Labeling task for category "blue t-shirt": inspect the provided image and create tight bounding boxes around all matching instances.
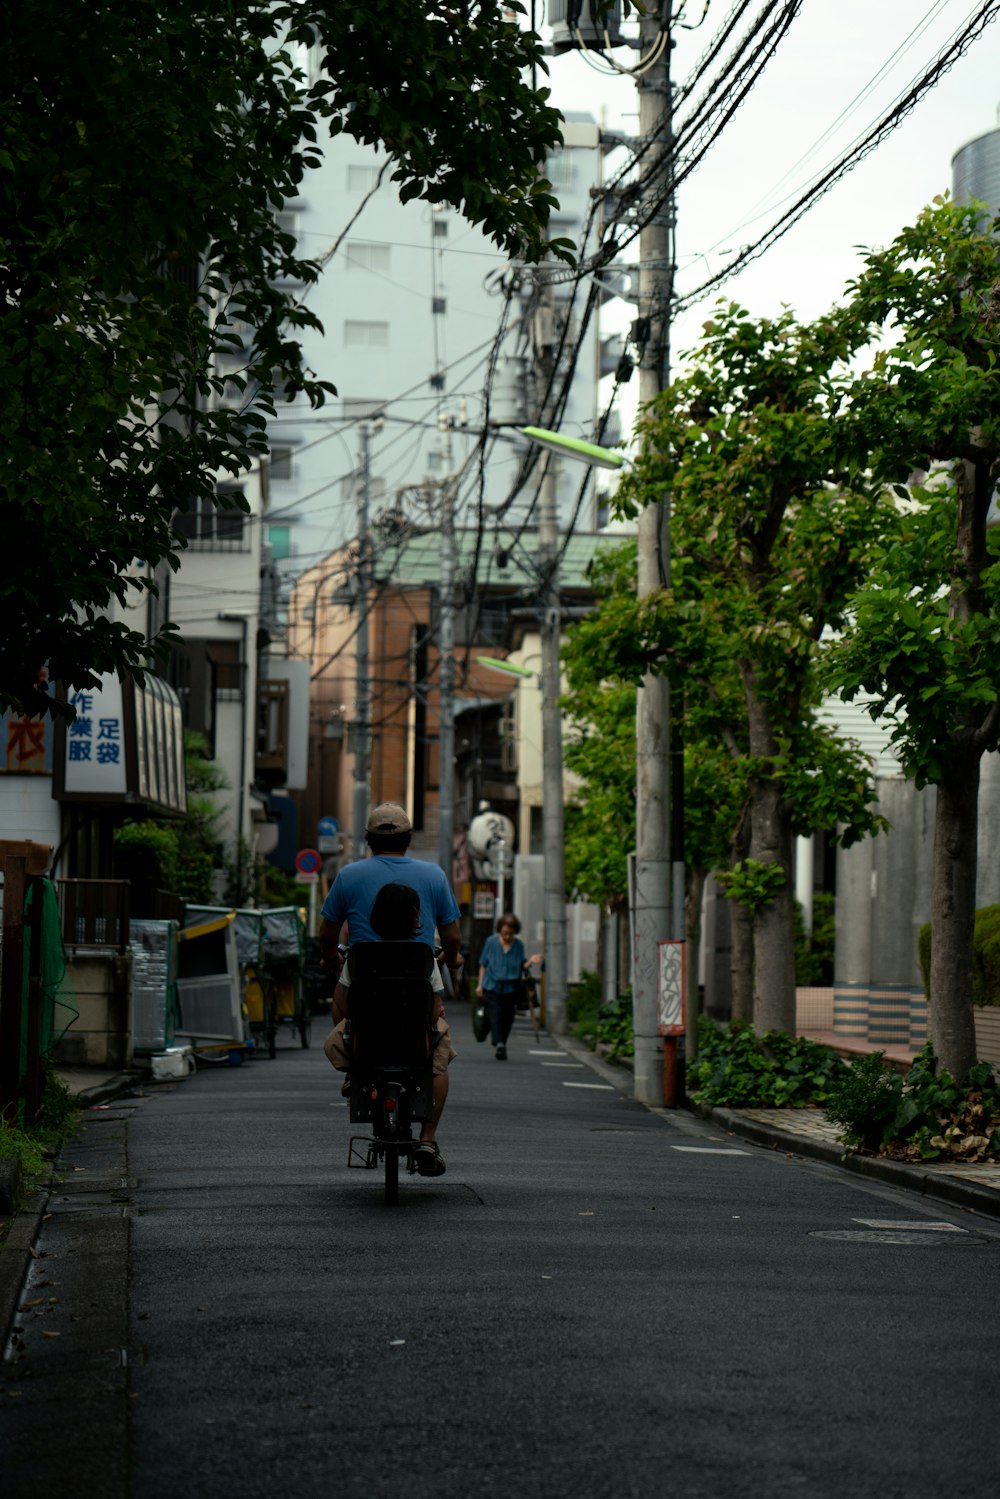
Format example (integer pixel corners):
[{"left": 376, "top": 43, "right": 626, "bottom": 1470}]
[
  {"left": 320, "top": 855, "right": 461, "bottom": 948},
  {"left": 478, "top": 933, "right": 526, "bottom": 992}
]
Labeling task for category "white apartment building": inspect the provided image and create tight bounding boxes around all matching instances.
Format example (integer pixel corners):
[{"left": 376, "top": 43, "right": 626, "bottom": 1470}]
[{"left": 256, "top": 113, "right": 614, "bottom": 591}]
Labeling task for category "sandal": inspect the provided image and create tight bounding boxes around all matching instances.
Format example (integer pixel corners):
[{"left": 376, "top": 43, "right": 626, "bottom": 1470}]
[{"left": 413, "top": 1141, "right": 446, "bottom": 1177}]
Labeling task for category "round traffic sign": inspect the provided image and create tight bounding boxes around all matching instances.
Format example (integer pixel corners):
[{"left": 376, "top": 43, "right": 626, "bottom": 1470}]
[{"left": 295, "top": 847, "right": 322, "bottom": 875}]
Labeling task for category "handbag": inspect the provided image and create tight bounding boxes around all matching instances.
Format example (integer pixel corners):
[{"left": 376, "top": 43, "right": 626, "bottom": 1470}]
[{"left": 472, "top": 999, "right": 490, "bottom": 1043}]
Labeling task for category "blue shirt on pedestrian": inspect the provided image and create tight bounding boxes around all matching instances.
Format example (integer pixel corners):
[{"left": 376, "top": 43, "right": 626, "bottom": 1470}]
[{"left": 478, "top": 933, "right": 526, "bottom": 993}]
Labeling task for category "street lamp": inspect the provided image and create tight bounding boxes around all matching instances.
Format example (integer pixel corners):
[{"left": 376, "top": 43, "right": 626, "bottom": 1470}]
[{"left": 518, "top": 425, "right": 681, "bottom": 1107}]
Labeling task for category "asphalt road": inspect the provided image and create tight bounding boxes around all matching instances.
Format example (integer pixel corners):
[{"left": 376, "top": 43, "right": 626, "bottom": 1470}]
[{"left": 3, "top": 1013, "right": 1000, "bottom": 1499}]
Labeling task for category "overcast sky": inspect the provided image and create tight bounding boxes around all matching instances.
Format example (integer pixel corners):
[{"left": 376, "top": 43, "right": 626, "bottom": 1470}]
[{"left": 544, "top": 1, "right": 1000, "bottom": 387}]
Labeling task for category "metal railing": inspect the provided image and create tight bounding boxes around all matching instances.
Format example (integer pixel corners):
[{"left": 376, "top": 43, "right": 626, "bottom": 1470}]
[{"left": 57, "top": 879, "right": 131, "bottom": 952}]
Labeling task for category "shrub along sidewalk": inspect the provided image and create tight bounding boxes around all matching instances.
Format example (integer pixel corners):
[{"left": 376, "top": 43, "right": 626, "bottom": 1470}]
[{"left": 688, "top": 1019, "right": 1000, "bottom": 1167}]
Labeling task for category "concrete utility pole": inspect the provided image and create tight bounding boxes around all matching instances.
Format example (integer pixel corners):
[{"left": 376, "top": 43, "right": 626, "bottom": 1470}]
[
  {"left": 437, "top": 417, "right": 457, "bottom": 878},
  {"left": 632, "top": 7, "right": 676, "bottom": 1105},
  {"left": 538, "top": 442, "right": 568, "bottom": 1035},
  {"left": 351, "top": 423, "right": 372, "bottom": 861}
]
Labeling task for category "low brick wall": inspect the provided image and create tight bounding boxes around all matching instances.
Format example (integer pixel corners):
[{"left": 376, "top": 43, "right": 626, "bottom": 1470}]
[{"left": 50, "top": 950, "right": 134, "bottom": 1070}]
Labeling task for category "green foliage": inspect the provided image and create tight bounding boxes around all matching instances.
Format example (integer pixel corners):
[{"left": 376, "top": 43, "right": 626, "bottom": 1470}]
[
  {"left": 0, "top": 1069, "right": 81, "bottom": 1202},
  {"left": 794, "top": 893, "right": 836, "bottom": 986},
  {"left": 568, "top": 973, "right": 633, "bottom": 1058},
  {"left": 826, "top": 1043, "right": 1000, "bottom": 1162},
  {"left": 688, "top": 1018, "right": 846, "bottom": 1108},
  {"left": 918, "top": 903, "right": 1000, "bottom": 1008},
  {"left": 113, "top": 821, "right": 180, "bottom": 894},
  {"left": 823, "top": 1051, "right": 903, "bottom": 1151},
  {"left": 261, "top": 863, "right": 305, "bottom": 909},
  {"left": 595, "top": 990, "right": 634, "bottom": 1059},
  {"left": 717, "top": 857, "right": 786, "bottom": 913},
  {"left": 568, "top": 970, "right": 603, "bottom": 1041},
  {"left": 0, "top": 0, "right": 566, "bottom": 719}
]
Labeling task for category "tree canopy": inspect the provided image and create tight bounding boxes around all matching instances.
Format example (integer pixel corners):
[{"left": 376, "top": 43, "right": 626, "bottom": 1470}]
[
  {"left": 1, "top": 0, "right": 566, "bottom": 718},
  {"left": 824, "top": 198, "right": 1000, "bottom": 1077}
]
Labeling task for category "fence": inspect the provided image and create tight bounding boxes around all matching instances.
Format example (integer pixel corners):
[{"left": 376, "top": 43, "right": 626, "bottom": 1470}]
[{"left": 57, "top": 879, "right": 131, "bottom": 953}]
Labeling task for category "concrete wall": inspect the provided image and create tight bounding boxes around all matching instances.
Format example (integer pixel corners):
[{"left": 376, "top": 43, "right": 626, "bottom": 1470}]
[{"left": 51, "top": 951, "right": 134, "bottom": 1070}]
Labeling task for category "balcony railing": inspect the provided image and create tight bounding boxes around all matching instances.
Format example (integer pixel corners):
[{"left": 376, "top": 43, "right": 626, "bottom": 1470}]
[{"left": 58, "top": 879, "right": 131, "bottom": 952}]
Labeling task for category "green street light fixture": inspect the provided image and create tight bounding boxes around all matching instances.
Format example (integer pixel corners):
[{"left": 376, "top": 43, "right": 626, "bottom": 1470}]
[
  {"left": 475, "top": 655, "right": 536, "bottom": 679},
  {"left": 519, "top": 426, "right": 626, "bottom": 472}
]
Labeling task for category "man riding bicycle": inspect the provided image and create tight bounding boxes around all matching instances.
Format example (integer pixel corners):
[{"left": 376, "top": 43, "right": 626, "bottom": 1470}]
[{"left": 318, "top": 802, "right": 463, "bottom": 1177}]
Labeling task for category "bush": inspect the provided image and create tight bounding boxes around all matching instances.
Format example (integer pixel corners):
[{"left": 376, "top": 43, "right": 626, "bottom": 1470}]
[
  {"left": 595, "top": 990, "right": 633, "bottom": 1059},
  {"left": 827, "top": 1042, "right": 1000, "bottom": 1161},
  {"left": 794, "top": 892, "right": 836, "bottom": 986},
  {"left": 113, "top": 820, "right": 179, "bottom": 897},
  {"left": 688, "top": 1017, "right": 846, "bottom": 1108},
  {"left": 0, "top": 1069, "right": 81, "bottom": 1206},
  {"left": 824, "top": 1051, "right": 902, "bottom": 1150},
  {"left": 918, "top": 902, "right": 1000, "bottom": 1007}
]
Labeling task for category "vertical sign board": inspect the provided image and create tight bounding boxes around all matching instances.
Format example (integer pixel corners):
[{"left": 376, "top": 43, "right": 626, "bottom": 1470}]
[
  {"left": 54, "top": 672, "right": 187, "bottom": 816},
  {"left": 657, "top": 939, "right": 686, "bottom": 1036}
]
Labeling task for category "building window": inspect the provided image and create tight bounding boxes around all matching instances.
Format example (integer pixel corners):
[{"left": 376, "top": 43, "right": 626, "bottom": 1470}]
[
  {"left": 266, "top": 524, "right": 292, "bottom": 561},
  {"left": 347, "top": 164, "right": 382, "bottom": 193},
  {"left": 346, "top": 241, "right": 391, "bottom": 274},
  {"left": 269, "top": 446, "right": 293, "bottom": 482},
  {"left": 344, "top": 320, "right": 389, "bottom": 348},
  {"left": 172, "top": 491, "right": 249, "bottom": 551},
  {"left": 546, "top": 151, "right": 578, "bottom": 188},
  {"left": 208, "top": 639, "right": 243, "bottom": 702}
]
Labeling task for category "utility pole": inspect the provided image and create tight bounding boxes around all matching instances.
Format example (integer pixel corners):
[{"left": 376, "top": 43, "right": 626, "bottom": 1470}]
[
  {"left": 351, "top": 423, "right": 372, "bottom": 861},
  {"left": 437, "top": 416, "right": 456, "bottom": 878},
  {"left": 535, "top": 282, "right": 569, "bottom": 1035},
  {"left": 632, "top": 6, "right": 676, "bottom": 1104}
]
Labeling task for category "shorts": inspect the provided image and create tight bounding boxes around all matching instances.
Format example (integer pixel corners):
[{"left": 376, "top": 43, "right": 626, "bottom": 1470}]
[{"left": 323, "top": 1016, "right": 456, "bottom": 1076}]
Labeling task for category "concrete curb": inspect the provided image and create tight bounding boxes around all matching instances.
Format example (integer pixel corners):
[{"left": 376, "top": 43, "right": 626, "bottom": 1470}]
[
  {"left": 71, "top": 1071, "right": 146, "bottom": 1108},
  {"left": 0, "top": 1180, "right": 51, "bottom": 1350},
  {"left": 698, "top": 1102, "right": 1000, "bottom": 1221},
  {"left": 0, "top": 1072, "right": 143, "bottom": 1347}
]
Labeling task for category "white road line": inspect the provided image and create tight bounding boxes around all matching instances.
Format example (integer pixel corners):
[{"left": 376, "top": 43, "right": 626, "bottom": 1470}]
[
  {"left": 853, "top": 1219, "right": 966, "bottom": 1232},
  {"left": 671, "top": 1146, "right": 749, "bottom": 1155},
  {"left": 542, "top": 1063, "right": 584, "bottom": 1069},
  {"left": 529, "top": 1050, "right": 567, "bottom": 1058},
  {"left": 562, "top": 1081, "right": 615, "bottom": 1091}
]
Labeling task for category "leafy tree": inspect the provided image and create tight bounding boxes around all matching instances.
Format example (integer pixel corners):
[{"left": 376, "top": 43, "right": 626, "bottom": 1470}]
[
  {"left": 826, "top": 199, "right": 1000, "bottom": 1079},
  {"left": 605, "top": 304, "right": 889, "bottom": 1034},
  {"left": 562, "top": 545, "right": 638, "bottom": 913},
  {"left": 1, "top": 0, "right": 565, "bottom": 719}
]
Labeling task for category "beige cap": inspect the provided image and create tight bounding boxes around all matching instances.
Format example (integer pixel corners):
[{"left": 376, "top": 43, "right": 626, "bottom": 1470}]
[{"left": 365, "top": 802, "right": 412, "bottom": 835}]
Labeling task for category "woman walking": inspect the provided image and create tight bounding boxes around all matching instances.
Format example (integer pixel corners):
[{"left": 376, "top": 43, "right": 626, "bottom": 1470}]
[{"left": 476, "top": 913, "right": 541, "bottom": 1060}]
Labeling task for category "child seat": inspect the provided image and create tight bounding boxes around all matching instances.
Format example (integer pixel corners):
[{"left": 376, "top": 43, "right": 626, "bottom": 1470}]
[{"left": 347, "top": 941, "right": 436, "bottom": 1074}]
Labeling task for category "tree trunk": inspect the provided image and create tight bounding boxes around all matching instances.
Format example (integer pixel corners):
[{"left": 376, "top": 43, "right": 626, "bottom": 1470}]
[
  {"left": 929, "top": 758, "right": 980, "bottom": 1079},
  {"left": 730, "top": 899, "right": 754, "bottom": 1022},
  {"left": 751, "top": 779, "right": 797, "bottom": 1035},
  {"left": 728, "top": 806, "right": 753, "bottom": 1022},
  {"left": 685, "top": 865, "right": 706, "bottom": 1058}
]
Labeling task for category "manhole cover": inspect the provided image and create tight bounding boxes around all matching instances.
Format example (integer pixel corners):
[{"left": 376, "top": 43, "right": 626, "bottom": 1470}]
[{"left": 810, "top": 1229, "right": 990, "bottom": 1246}]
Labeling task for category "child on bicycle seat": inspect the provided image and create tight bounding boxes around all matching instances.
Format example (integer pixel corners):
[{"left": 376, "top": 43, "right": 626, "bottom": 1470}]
[{"left": 322, "top": 881, "right": 454, "bottom": 1177}]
